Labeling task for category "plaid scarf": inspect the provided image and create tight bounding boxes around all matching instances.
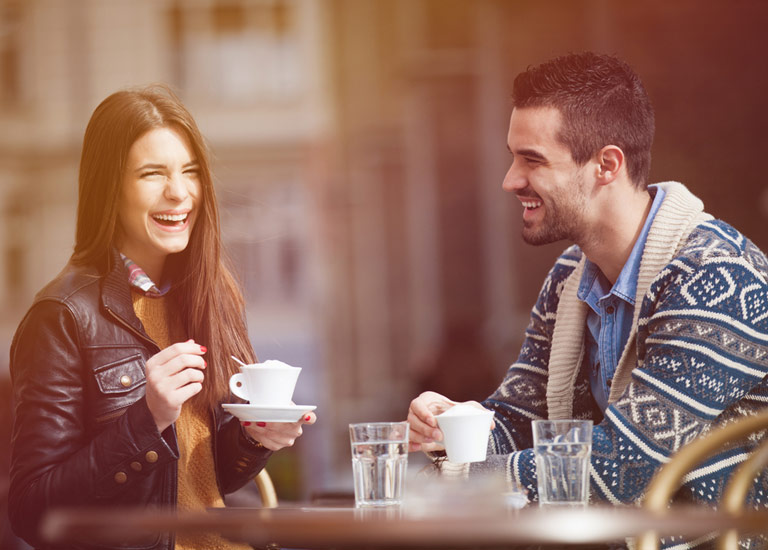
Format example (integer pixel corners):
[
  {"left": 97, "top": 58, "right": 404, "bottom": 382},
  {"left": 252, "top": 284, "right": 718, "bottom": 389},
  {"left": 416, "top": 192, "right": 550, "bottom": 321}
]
[{"left": 120, "top": 254, "right": 170, "bottom": 297}]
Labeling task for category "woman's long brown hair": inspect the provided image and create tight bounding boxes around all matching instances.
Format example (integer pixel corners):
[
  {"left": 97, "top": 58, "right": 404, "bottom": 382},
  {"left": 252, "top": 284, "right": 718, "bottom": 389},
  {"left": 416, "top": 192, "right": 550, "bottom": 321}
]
[{"left": 72, "top": 84, "right": 254, "bottom": 407}]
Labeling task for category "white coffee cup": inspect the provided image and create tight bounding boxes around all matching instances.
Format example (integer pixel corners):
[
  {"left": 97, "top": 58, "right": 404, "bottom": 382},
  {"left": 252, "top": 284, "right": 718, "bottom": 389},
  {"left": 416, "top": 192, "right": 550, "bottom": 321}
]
[
  {"left": 229, "top": 359, "right": 301, "bottom": 406},
  {"left": 436, "top": 404, "right": 494, "bottom": 463}
]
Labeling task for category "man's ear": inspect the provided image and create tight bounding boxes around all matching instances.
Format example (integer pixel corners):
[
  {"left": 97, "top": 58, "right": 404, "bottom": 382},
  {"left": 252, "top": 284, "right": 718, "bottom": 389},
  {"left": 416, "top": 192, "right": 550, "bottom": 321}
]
[{"left": 595, "top": 145, "right": 624, "bottom": 185}]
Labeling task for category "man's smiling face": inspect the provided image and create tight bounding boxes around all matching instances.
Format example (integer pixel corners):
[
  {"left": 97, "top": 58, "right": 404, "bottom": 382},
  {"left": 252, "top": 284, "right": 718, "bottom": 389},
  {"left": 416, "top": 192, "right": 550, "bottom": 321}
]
[{"left": 502, "top": 106, "right": 593, "bottom": 246}]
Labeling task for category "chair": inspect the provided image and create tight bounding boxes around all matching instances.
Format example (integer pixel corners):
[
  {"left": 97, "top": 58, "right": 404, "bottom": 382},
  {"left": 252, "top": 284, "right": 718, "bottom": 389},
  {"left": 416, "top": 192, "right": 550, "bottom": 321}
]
[
  {"left": 637, "top": 409, "right": 768, "bottom": 550},
  {"left": 255, "top": 469, "right": 278, "bottom": 509}
]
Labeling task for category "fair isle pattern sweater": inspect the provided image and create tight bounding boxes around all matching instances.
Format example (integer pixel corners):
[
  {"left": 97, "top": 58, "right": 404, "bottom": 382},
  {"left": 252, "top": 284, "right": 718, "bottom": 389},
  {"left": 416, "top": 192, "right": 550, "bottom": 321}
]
[{"left": 471, "top": 183, "right": 768, "bottom": 521}]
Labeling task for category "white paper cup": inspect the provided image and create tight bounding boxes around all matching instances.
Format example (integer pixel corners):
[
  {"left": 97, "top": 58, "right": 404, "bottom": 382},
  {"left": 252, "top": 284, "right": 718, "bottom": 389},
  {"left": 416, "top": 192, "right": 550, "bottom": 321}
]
[
  {"left": 228, "top": 360, "right": 301, "bottom": 406},
  {"left": 435, "top": 405, "right": 494, "bottom": 463}
]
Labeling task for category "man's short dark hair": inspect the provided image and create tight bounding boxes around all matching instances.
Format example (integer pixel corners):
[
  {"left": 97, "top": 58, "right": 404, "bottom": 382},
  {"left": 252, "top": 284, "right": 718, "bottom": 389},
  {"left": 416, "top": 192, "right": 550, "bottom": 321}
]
[{"left": 512, "top": 52, "right": 654, "bottom": 188}]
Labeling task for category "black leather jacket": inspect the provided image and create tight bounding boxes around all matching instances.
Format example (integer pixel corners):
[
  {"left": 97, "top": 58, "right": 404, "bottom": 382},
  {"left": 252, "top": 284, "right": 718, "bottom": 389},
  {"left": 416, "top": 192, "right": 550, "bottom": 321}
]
[{"left": 9, "top": 253, "right": 271, "bottom": 549}]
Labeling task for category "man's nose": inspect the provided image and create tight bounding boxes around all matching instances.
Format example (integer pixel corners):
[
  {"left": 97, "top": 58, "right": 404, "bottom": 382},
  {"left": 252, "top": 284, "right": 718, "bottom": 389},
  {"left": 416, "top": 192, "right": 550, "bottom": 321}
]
[{"left": 502, "top": 162, "right": 525, "bottom": 192}]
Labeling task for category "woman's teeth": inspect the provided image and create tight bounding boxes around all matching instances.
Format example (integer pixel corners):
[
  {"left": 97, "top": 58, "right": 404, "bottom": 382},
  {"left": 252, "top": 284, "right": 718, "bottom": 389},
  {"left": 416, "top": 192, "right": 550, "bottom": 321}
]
[{"left": 152, "top": 213, "right": 188, "bottom": 225}]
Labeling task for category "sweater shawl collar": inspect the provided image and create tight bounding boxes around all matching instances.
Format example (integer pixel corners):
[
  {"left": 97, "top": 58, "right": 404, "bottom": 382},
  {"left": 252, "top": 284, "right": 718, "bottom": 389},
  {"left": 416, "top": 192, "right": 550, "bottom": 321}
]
[{"left": 546, "top": 181, "right": 714, "bottom": 419}]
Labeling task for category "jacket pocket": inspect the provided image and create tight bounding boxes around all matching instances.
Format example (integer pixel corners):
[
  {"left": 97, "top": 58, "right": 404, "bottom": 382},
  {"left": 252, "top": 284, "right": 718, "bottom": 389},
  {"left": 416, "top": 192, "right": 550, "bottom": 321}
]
[{"left": 91, "top": 353, "right": 147, "bottom": 422}]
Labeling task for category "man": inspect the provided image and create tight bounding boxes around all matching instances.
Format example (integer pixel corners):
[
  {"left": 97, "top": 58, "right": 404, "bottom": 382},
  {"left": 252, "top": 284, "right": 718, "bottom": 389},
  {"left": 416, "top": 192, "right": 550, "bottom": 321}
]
[{"left": 407, "top": 52, "right": 768, "bottom": 511}]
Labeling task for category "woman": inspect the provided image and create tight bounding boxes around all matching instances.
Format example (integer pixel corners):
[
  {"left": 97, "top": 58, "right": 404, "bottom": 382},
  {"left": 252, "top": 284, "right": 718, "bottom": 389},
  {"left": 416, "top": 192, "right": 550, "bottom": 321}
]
[{"left": 9, "top": 85, "right": 315, "bottom": 550}]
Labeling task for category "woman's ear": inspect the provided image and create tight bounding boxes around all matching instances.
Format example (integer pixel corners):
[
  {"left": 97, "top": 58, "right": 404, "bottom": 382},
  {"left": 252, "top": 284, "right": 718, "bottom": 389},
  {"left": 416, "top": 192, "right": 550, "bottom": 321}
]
[{"left": 595, "top": 145, "right": 624, "bottom": 185}]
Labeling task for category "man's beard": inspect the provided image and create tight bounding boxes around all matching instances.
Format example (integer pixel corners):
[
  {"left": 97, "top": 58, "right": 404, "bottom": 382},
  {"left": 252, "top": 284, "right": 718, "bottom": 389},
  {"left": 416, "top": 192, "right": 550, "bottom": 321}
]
[
  {"left": 521, "top": 207, "right": 577, "bottom": 245},
  {"left": 521, "top": 180, "right": 587, "bottom": 246}
]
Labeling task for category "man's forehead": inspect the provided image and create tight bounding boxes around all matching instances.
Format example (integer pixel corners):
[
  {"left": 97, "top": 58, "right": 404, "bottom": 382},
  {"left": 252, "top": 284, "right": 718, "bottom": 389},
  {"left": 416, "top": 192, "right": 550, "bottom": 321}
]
[{"left": 507, "top": 106, "right": 564, "bottom": 152}]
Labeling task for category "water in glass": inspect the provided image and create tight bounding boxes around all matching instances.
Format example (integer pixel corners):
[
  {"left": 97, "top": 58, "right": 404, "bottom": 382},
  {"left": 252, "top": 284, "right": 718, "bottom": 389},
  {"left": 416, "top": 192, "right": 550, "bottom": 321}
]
[
  {"left": 534, "top": 440, "right": 591, "bottom": 507},
  {"left": 351, "top": 440, "right": 407, "bottom": 507}
]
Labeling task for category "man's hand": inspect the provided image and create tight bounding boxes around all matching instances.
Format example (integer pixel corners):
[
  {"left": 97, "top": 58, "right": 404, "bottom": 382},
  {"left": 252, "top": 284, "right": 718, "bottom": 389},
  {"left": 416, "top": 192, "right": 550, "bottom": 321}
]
[
  {"left": 407, "top": 391, "right": 496, "bottom": 453},
  {"left": 407, "top": 391, "right": 456, "bottom": 452},
  {"left": 145, "top": 339, "right": 207, "bottom": 432},
  {"left": 242, "top": 412, "right": 317, "bottom": 451}
]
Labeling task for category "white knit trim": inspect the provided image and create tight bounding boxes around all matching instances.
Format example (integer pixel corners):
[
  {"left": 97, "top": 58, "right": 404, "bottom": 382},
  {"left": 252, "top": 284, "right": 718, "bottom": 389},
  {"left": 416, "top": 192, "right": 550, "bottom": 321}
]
[
  {"left": 741, "top": 283, "right": 768, "bottom": 323},
  {"left": 644, "top": 337, "right": 767, "bottom": 379},
  {"left": 605, "top": 408, "right": 671, "bottom": 464},
  {"left": 633, "top": 368, "right": 722, "bottom": 416},
  {"left": 681, "top": 452, "right": 750, "bottom": 483},
  {"left": 512, "top": 452, "right": 524, "bottom": 487},
  {"left": 709, "top": 256, "right": 768, "bottom": 282},
  {"left": 494, "top": 419, "right": 517, "bottom": 451},
  {"left": 590, "top": 462, "right": 621, "bottom": 504},
  {"left": 613, "top": 182, "right": 710, "bottom": 404},
  {"left": 513, "top": 363, "right": 548, "bottom": 376},
  {"left": 648, "top": 309, "right": 768, "bottom": 343},
  {"left": 557, "top": 258, "right": 581, "bottom": 268},
  {"left": 745, "top": 394, "right": 768, "bottom": 403},
  {"left": 698, "top": 220, "right": 744, "bottom": 248},
  {"left": 546, "top": 256, "right": 588, "bottom": 419},
  {"left": 440, "top": 460, "right": 470, "bottom": 479}
]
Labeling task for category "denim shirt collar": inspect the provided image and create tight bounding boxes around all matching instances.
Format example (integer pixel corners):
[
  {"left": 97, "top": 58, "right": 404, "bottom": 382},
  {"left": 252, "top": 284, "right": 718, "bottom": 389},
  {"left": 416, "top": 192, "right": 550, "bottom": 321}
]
[{"left": 577, "top": 184, "right": 666, "bottom": 307}]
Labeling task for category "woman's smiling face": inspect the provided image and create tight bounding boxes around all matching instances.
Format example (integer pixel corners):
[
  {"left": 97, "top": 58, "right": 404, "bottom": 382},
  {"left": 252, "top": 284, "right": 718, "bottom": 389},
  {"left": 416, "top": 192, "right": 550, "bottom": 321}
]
[{"left": 115, "top": 126, "right": 202, "bottom": 281}]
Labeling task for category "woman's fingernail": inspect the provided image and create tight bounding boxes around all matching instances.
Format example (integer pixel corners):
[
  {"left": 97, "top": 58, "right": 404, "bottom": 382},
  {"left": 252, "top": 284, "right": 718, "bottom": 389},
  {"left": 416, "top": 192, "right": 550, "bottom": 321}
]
[
  {"left": 243, "top": 422, "right": 251, "bottom": 427},
  {"left": 256, "top": 422, "right": 266, "bottom": 427},
  {"left": 203, "top": 359, "right": 207, "bottom": 367},
  {"left": 200, "top": 346, "right": 207, "bottom": 353},
  {"left": 305, "top": 415, "right": 311, "bottom": 421}
]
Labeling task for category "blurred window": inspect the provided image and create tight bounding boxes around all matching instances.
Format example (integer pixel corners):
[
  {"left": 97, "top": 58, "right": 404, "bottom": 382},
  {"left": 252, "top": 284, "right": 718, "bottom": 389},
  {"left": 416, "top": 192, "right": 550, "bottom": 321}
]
[
  {"left": 221, "top": 179, "right": 307, "bottom": 305},
  {"left": 167, "top": 0, "right": 302, "bottom": 104},
  {"left": 0, "top": 0, "right": 22, "bottom": 106}
]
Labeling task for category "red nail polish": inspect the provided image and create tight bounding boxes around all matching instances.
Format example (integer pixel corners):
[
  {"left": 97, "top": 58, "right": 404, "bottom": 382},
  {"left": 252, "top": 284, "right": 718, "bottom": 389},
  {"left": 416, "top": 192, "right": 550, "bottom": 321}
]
[
  {"left": 243, "top": 422, "right": 251, "bottom": 426},
  {"left": 305, "top": 415, "right": 311, "bottom": 421},
  {"left": 200, "top": 346, "right": 207, "bottom": 353},
  {"left": 203, "top": 359, "right": 207, "bottom": 367},
  {"left": 256, "top": 422, "right": 266, "bottom": 427}
]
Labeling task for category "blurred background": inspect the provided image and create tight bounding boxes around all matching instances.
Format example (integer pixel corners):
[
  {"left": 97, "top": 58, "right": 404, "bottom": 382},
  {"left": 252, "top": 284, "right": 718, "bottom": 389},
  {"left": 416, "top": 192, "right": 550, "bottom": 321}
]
[{"left": 1, "top": 0, "right": 767, "bottom": 531}]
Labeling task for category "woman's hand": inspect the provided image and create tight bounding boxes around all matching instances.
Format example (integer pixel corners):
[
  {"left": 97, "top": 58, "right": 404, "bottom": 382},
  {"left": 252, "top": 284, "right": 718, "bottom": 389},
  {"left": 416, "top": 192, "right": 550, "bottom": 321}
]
[
  {"left": 145, "top": 339, "right": 207, "bottom": 432},
  {"left": 242, "top": 412, "right": 317, "bottom": 451}
]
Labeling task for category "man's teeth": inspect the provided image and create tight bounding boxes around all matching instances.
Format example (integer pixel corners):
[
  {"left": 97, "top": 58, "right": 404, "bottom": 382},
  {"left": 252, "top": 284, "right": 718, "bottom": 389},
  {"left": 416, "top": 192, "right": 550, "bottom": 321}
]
[
  {"left": 522, "top": 200, "right": 542, "bottom": 209},
  {"left": 153, "top": 213, "right": 187, "bottom": 222}
]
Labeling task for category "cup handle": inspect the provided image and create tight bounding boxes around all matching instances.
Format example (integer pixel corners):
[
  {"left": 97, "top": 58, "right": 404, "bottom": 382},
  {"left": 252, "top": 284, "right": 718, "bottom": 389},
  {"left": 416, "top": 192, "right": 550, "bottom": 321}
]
[{"left": 229, "top": 373, "right": 248, "bottom": 401}]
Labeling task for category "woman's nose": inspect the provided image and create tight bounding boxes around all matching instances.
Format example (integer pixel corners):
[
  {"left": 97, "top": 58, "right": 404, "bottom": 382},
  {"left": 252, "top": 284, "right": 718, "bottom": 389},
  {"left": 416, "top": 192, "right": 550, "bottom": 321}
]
[{"left": 164, "top": 172, "right": 188, "bottom": 201}]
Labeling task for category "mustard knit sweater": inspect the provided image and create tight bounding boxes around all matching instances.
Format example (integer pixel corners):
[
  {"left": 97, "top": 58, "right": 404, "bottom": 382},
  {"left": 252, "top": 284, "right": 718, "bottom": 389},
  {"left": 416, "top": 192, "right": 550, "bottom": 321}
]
[{"left": 132, "top": 292, "right": 250, "bottom": 550}]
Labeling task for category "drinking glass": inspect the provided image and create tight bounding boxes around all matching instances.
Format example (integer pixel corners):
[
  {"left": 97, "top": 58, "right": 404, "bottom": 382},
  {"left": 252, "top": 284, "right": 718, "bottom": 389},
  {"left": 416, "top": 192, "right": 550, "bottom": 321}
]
[
  {"left": 349, "top": 422, "right": 409, "bottom": 507},
  {"left": 532, "top": 419, "right": 592, "bottom": 507}
]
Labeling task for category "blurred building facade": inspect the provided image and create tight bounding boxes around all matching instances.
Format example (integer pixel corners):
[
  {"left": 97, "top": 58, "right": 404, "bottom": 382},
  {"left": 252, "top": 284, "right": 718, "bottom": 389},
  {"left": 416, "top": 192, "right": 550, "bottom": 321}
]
[
  {"left": 2, "top": 0, "right": 767, "bottom": 504},
  {"left": 0, "top": 0, "right": 541, "bottom": 498},
  {"left": 0, "top": 0, "right": 337, "bottom": 498}
]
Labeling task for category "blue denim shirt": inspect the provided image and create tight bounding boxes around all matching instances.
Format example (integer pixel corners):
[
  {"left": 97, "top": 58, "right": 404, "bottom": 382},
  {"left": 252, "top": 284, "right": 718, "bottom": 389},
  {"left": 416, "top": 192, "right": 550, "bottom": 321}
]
[{"left": 577, "top": 185, "right": 665, "bottom": 412}]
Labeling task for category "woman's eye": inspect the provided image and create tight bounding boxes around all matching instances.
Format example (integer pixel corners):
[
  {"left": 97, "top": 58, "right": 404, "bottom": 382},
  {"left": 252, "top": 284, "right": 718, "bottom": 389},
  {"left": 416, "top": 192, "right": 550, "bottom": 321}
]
[{"left": 140, "top": 171, "right": 162, "bottom": 178}]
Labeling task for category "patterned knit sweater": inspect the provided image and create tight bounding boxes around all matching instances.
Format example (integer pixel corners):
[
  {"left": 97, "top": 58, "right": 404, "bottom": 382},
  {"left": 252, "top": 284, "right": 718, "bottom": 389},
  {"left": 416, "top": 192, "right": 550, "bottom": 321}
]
[{"left": 464, "top": 182, "right": 768, "bottom": 545}]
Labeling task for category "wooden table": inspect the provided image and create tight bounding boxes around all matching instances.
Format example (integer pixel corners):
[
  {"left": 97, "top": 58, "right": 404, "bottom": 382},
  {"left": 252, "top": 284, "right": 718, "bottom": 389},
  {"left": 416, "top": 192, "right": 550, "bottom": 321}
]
[{"left": 40, "top": 504, "right": 768, "bottom": 549}]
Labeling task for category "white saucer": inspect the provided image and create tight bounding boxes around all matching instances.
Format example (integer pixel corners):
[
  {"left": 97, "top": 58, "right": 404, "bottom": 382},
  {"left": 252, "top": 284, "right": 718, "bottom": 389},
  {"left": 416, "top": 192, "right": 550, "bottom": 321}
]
[{"left": 222, "top": 403, "right": 317, "bottom": 423}]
